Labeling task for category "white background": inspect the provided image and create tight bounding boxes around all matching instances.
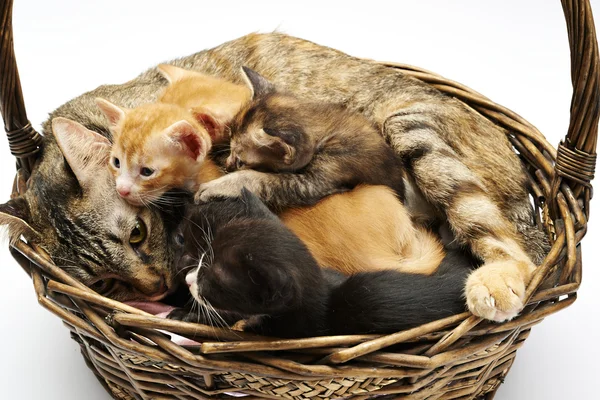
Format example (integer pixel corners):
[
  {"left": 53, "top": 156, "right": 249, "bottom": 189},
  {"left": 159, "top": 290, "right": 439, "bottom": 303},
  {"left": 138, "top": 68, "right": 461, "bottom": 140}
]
[{"left": 0, "top": 1, "right": 598, "bottom": 398}]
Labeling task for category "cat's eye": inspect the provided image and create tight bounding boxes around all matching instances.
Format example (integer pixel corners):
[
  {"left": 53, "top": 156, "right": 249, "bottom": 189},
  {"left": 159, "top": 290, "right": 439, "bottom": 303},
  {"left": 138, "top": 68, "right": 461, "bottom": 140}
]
[
  {"left": 235, "top": 157, "right": 245, "bottom": 170},
  {"left": 140, "top": 167, "right": 154, "bottom": 177},
  {"left": 175, "top": 233, "right": 185, "bottom": 246},
  {"left": 263, "top": 128, "right": 278, "bottom": 137},
  {"left": 113, "top": 157, "right": 120, "bottom": 168},
  {"left": 129, "top": 218, "right": 147, "bottom": 245},
  {"left": 90, "top": 278, "right": 117, "bottom": 295}
]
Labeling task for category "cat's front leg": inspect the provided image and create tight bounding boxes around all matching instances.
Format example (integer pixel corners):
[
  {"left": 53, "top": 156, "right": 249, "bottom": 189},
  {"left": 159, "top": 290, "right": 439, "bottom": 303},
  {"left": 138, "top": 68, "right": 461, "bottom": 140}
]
[
  {"left": 195, "top": 170, "right": 267, "bottom": 203},
  {"left": 384, "top": 113, "right": 536, "bottom": 322}
]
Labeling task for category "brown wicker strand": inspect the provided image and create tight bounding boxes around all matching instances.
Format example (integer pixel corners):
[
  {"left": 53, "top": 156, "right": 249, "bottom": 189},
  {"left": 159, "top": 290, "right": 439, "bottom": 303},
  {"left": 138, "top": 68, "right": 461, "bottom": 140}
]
[
  {"left": 555, "top": 0, "right": 600, "bottom": 202},
  {"left": 555, "top": 141, "right": 597, "bottom": 187},
  {"left": 0, "top": 0, "right": 42, "bottom": 174}
]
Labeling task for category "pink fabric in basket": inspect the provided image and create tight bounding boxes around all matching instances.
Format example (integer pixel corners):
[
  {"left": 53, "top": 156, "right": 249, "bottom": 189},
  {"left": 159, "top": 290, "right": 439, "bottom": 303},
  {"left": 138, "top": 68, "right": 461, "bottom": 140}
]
[{"left": 125, "top": 301, "right": 200, "bottom": 346}]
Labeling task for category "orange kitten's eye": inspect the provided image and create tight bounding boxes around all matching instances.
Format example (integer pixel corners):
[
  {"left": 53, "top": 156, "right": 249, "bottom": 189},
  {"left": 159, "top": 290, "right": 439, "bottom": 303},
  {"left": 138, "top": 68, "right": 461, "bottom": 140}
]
[
  {"left": 140, "top": 167, "right": 154, "bottom": 177},
  {"left": 113, "top": 157, "right": 120, "bottom": 168}
]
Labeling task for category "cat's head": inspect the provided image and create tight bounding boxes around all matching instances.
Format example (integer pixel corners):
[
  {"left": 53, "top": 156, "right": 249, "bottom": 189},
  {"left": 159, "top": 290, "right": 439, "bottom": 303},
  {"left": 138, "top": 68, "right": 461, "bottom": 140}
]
[
  {"left": 226, "top": 67, "right": 316, "bottom": 173},
  {"left": 95, "top": 99, "right": 212, "bottom": 206},
  {"left": 0, "top": 118, "right": 185, "bottom": 301},
  {"left": 174, "top": 189, "right": 317, "bottom": 316}
]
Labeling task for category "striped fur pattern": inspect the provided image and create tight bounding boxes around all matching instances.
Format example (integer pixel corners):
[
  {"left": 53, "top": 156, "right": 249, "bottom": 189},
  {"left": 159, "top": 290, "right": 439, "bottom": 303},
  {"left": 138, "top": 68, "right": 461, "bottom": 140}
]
[{"left": 0, "top": 33, "right": 548, "bottom": 320}]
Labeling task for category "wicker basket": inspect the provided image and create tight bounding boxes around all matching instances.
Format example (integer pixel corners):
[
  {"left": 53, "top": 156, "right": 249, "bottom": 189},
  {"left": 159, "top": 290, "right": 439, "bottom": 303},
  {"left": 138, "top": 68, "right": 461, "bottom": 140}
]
[{"left": 1, "top": 1, "right": 598, "bottom": 399}]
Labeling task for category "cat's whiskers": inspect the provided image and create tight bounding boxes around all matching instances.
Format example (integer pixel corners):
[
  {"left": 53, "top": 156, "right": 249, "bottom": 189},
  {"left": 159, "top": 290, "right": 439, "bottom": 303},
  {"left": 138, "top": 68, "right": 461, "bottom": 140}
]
[
  {"left": 200, "top": 213, "right": 215, "bottom": 263},
  {"left": 203, "top": 297, "right": 228, "bottom": 332},
  {"left": 210, "top": 148, "right": 232, "bottom": 155},
  {"left": 185, "top": 215, "right": 215, "bottom": 264},
  {"left": 174, "top": 262, "right": 199, "bottom": 279}
]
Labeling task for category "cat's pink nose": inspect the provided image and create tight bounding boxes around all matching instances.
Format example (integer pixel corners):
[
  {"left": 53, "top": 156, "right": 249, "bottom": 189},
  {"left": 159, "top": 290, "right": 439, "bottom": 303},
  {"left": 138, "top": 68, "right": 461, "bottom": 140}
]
[
  {"left": 186, "top": 275, "right": 194, "bottom": 287},
  {"left": 117, "top": 187, "right": 130, "bottom": 197},
  {"left": 185, "top": 269, "right": 198, "bottom": 287}
]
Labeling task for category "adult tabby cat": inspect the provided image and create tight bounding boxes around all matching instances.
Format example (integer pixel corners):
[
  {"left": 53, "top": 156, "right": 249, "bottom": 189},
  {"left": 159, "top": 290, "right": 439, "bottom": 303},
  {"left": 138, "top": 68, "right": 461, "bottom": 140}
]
[{"left": 0, "top": 33, "right": 547, "bottom": 321}]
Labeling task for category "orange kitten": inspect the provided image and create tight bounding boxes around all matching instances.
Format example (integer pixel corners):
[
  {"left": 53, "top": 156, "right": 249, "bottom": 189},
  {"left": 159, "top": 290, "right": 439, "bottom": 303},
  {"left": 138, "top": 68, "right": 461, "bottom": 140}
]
[
  {"left": 95, "top": 66, "right": 249, "bottom": 206},
  {"left": 96, "top": 100, "right": 221, "bottom": 206},
  {"left": 157, "top": 64, "right": 250, "bottom": 142}
]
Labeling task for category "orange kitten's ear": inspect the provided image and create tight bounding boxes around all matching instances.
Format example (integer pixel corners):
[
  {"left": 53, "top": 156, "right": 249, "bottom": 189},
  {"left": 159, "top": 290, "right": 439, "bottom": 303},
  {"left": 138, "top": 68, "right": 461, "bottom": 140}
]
[
  {"left": 95, "top": 98, "right": 127, "bottom": 133},
  {"left": 164, "top": 120, "right": 210, "bottom": 161},
  {"left": 241, "top": 66, "right": 275, "bottom": 98},
  {"left": 191, "top": 108, "right": 227, "bottom": 144},
  {"left": 52, "top": 117, "right": 112, "bottom": 189},
  {"left": 157, "top": 64, "right": 197, "bottom": 84}
]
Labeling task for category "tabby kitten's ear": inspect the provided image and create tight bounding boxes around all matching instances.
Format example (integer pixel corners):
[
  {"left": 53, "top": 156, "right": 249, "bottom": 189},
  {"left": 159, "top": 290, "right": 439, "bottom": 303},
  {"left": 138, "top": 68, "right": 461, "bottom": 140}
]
[
  {"left": 241, "top": 66, "right": 275, "bottom": 98},
  {"left": 163, "top": 120, "right": 210, "bottom": 162},
  {"left": 52, "top": 117, "right": 112, "bottom": 189},
  {"left": 95, "top": 98, "right": 127, "bottom": 134},
  {"left": 157, "top": 64, "right": 199, "bottom": 83},
  {"left": 0, "top": 197, "right": 41, "bottom": 244},
  {"left": 259, "top": 128, "right": 296, "bottom": 164}
]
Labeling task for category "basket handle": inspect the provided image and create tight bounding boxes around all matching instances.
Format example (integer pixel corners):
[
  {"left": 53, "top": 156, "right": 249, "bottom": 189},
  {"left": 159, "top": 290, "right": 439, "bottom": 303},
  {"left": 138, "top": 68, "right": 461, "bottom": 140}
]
[
  {"left": 551, "top": 0, "right": 599, "bottom": 212},
  {"left": 0, "top": 0, "right": 42, "bottom": 176}
]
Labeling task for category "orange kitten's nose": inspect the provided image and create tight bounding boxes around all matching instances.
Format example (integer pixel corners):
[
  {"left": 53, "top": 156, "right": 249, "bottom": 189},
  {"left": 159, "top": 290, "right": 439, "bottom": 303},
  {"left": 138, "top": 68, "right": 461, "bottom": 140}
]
[{"left": 117, "top": 187, "right": 131, "bottom": 197}]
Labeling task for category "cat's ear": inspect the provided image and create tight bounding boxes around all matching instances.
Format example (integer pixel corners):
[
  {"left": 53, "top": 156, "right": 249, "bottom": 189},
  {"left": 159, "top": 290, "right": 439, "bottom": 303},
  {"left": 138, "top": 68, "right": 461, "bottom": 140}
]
[
  {"left": 191, "top": 108, "right": 227, "bottom": 143},
  {"left": 95, "top": 98, "right": 127, "bottom": 133},
  {"left": 163, "top": 120, "right": 210, "bottom": 161},
  {"left": 240, "top": 188, "right": 278, "bottom": 220},
  {"left": 157, "top": 64, "right": 196, "bottom": 84},
  {"left": 241, "top": 66, "right": 275, "bottom": 98},
  {"left": 0, "top": 197, "right": 41, "bottom": 244},
  {"left": 259, "top": 128, "right": 296, "bottom": 164},
  {"left": 52, "top": 117, "right": 112, "bottom": 189}
]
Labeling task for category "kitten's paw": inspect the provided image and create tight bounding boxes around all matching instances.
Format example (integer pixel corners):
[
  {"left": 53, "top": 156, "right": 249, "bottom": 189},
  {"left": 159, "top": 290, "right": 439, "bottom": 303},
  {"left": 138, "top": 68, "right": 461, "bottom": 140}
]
[
  {"left": 465, "top": 260, "right": 534, "bottom": 322},
  {"left": 195, "top": 171, "right": 261, "bottom": 204},
  {"left": 167, "top": 308, "right": 203, "bottom": 323},
  {"left": 195, "top": 181, "right": 240, "bottom": 203}
]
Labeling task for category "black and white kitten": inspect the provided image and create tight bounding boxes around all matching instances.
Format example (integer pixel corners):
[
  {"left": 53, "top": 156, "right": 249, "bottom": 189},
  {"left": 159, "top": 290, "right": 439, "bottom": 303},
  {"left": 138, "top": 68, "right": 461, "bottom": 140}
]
[{"left": 169, "top": 189, "right": 476, "bottom": 338}]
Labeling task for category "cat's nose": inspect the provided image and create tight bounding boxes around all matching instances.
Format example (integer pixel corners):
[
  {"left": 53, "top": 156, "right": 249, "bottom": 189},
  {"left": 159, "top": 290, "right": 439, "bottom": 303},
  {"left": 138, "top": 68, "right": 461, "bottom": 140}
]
[
  {"left": 185, "top": 268, "right": 199, "bottom": 288},
  {"left": 155, "top": 276, "right": 167, "bottom": 293},
  {"left": 117, "top": 187, "right": 131, "bottom": 197},
  {"left": 225, "top": 156, "right": 236, "bottom": 172}
]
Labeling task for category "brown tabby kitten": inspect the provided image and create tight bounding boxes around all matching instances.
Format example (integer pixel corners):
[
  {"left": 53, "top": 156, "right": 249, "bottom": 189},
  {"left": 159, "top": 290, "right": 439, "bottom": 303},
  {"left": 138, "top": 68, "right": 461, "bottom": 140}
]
[
  {"left": 0, "top": 33, "right": 547, "bottom": 321},
  {"left": 196, "top": 67, "right": 406, "bottom": 209}
]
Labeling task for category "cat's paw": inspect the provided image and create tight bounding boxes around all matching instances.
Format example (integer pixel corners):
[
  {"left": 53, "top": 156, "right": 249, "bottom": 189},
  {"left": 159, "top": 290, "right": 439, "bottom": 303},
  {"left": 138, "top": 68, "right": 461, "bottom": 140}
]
[
  {"left": 465, "top": 260, "right": 534, "bottom": 322},
  {"left": 167, "top": 308, "right": 203, "bottom": 323},
  {"left": 195, "top": 171, "right": 263, "bottom": 204}
]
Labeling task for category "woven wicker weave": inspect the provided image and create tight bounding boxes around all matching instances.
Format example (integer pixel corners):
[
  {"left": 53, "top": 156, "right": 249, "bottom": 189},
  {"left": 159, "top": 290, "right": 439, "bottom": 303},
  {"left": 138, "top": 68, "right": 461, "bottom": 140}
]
[{"left": 1, "top": 1, "right": 598, "bottom": 399}]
